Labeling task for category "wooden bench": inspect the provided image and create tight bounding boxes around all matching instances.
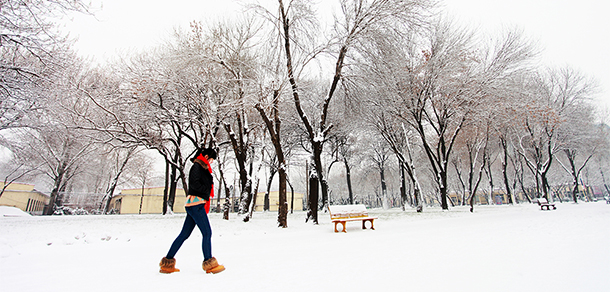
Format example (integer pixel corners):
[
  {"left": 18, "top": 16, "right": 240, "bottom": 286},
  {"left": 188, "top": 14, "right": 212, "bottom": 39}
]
[
  {"left": 537, "top": 198, "right": 556, "bottom": 210},
  {"left": 328, "top": 204, "right": 378, "bottom": 233}
]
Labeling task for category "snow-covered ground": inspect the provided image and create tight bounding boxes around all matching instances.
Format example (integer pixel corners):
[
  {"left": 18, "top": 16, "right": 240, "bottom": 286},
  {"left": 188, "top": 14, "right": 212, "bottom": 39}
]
[{"left": 1, "top": 202, "right": 609, "bottom": 292}]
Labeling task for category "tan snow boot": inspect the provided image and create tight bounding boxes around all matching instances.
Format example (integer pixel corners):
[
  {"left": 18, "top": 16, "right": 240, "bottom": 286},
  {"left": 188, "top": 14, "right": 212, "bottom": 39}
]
[
  {"left": 159, "top": 257, "right": 180, "bottom": 274},
  {"left": 202, "top": 257, "right": 225, "bottom": 274}
]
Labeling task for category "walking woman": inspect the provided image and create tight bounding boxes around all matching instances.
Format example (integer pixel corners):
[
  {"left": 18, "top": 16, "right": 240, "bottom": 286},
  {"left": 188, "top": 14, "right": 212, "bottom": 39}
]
[{"left": 159, "top": 147, "right": 225, "bottom": 274}]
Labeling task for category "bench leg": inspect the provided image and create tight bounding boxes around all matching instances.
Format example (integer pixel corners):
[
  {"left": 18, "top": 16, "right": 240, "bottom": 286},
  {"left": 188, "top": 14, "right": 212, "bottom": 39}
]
[
  {"left": 362, "top": 219, "right": 375, "bottom": 230},
  {"left": 334, "top": 222, "right": 347, "bottom": 233}
]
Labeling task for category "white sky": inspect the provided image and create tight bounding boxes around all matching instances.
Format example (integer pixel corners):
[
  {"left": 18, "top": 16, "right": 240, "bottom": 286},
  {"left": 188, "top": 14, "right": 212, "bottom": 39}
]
[
  {"left": 63, "top": 0, "right": 242, "bottom": 61},
  {"left": 443, "top": 0, "right": 610, "bottom": 113},
  {"left": 63, "top": 0, "right": 610, "bottom": 112}
]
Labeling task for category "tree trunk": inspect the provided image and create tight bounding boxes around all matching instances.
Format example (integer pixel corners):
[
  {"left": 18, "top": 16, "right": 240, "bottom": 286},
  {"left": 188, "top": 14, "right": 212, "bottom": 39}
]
[
  {"left": 307, "top": 176, "right": 319, "bottom": 224},
  {"left": 515, "top": 157, "right": 532, "bottom": 203},
  {"left": 255, "top": 94, "right": 288, "bottom": 227},
  {"left": 223, "top": 121, "right": 253, "bottom": 216},
  {"left": 168, "top": 162, "right": 178, "bottom": 214},
  {"left": 277, "top": 168, "right": 288, "bottom": 227},
  {"left": 312, "top": 141, "right": 329, "bottom": 211},
  {"left": 102, "top": 148, "right": 135, "bottom": 214},
  {"left": 44, "top": 168, "right": 65, "bottom": 215},
  {"left": 239, "top": 175, "right": 253, "bottom": 220},
  {"left": 344, "top": 156, "right": 354, "bottom": 205},
  {"left": 217, "top": 157, "right": 230, "bottom": 219},
  {"left": 288, "top": 179, "right": 295, "bottom": 214},
  {"left": 380, "top": 166, "right": 389, "bottom": 209},
  {"left": 453, "top": 160, "right": 467, "bottom": 206},
  {"left": 306, "top": 159, "right": 319, "bottom": 224},
  {"left": 139, "top": 178, "right": 146, "bottom": 214},
  {"left": 103, "top": 177, "right": 119, "bottom": 214},
  {"left": 245, "top": 148, "right": 264, "bottom": 222},
  {"left": 540, "top": 144, "right": 553, "bottom": 202},
  {"left": 485, "top": 154, "right": 494, "bottom": 204},
  {"left": 500, "top": 137, "right": 514, "bottom": 204},
  {"left": 44, "top": 188, "right": 59, "bottom": 215},
  {"left": 413, "top": 181, "right": 422, "bottom": 212},
  {"left": 248, "top": 190, "right": 258, "bottom": 221},
  {"left": 264, "top": 170, "right": 276, "bottom": 211},
  {"left": 541, "top": 171, "right": 551, "bottom": 202},
  {"left": 470, "top": 146, "right": 491, "bottom": 212},
  {"left": 600, "top": 169, "right": 610, "bottom": 196},
  {"left": 469, "top": 152, "right": 487, "bottom": 212},
  {"left": 398, "top": 162, "right": 408, "bottom": 210},
  {"left": 569, "top": 158, "right": 580, "bottom": 204},
  {"left": 561, "top": 149, "right": 595, "bottom": 204},
  {"left": 404, "top": 135, "right": 423, "bottom": 212},
  {"left": 222, "top": 185, "right": 231, "bottom": 220},
  {"left": 438, "top": 164, "right": 449, "bottom": 210},
  {"left": 163, "top": 160, "right": 170, "bottom": 215}
]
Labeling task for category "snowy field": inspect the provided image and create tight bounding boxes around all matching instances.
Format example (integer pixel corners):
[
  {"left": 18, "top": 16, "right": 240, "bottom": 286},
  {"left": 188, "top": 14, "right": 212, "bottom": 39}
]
[{"left": 1, "top": 202, "right": 609, "bottom": 292}]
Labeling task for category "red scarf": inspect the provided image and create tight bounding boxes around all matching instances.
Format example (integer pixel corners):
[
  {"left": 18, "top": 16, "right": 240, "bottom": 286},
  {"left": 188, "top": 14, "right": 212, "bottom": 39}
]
[{"left": 197, "top": 154, "right": 214, "bottom": 213}]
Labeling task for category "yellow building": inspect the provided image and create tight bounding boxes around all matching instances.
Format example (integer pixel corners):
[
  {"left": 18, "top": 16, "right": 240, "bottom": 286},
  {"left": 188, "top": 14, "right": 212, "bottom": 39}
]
[
  {"left": 109, "top": 187, "right": 187, "bottom": 214},
  {"left": 0, "top": 182, "right": 49, "bottom": 215},
  {"left": 253, "top": 190, "right": 304, "bottom": 212},
  {"left": 448, "top": 189, "right": 529, "bottom": 205}
]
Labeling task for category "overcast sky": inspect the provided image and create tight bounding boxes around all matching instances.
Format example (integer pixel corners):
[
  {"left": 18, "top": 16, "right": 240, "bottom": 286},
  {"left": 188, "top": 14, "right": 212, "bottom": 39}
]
[{"left": 63, "top": 0, "right": 610, "bottom": 112}]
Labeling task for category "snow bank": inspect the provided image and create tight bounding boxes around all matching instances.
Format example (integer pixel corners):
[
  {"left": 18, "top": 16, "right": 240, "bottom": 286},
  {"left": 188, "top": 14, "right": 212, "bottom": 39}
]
[
  {"left": 0, "top": 206, "right": 32, "bottom": 217},
  {"left": 0, "top": 202, "right": 608, "bottom": 292}
]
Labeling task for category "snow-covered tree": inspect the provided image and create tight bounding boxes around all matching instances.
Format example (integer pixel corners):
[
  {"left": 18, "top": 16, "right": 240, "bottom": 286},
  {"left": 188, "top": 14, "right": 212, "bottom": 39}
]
[
  {"left": 548, "top": 68, "right": 599, "bottom": 202},
  {"left": 0, "top": 0, "right": 90, "bottom": 130},
  {"left": 515, "top": 67, "right": 597, "bottom": 201},
  {"left": 268, "top": 0, "right": 432, "bottom": 222}
]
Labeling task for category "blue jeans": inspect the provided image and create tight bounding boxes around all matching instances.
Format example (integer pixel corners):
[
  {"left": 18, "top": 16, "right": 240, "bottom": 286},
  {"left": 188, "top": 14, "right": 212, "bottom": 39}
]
[{"left": 166, "top": 204, "right": 212, "bottom": 260}]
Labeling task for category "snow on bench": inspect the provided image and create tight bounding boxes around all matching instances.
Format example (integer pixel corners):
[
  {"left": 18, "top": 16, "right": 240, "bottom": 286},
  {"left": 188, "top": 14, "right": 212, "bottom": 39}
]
[
  {"left": 537, "top": 198, "right": 556, "bottom": 210},
  {"left": 328, "top": 204, "right": 377, "bottom": 233}
]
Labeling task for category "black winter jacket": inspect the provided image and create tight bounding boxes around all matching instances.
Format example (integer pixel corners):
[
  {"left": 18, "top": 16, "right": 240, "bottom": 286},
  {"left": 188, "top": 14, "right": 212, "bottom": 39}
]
[{"left": 188, "top": 159, "right": 213, "bottom": 201}]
